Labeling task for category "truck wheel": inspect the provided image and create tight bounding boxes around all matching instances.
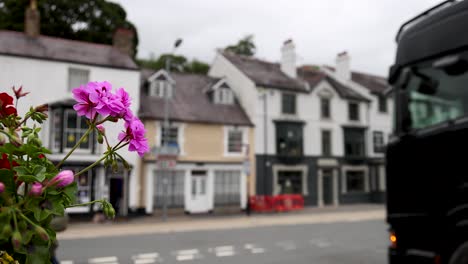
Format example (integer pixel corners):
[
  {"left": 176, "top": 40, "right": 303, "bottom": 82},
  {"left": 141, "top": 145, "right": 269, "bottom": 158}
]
[{"left": 449, "top": 241, "right": 468, "bottom": 264}]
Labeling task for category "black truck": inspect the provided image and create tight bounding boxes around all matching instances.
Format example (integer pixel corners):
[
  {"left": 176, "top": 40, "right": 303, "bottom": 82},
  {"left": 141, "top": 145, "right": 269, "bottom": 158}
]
[{"left": 387, "top": 0, "right": 468, "bottom": 263}]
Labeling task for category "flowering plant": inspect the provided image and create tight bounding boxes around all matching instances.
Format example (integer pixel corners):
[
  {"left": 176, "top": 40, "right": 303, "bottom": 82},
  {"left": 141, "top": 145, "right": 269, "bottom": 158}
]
[{"left": 0, "top": 83, "right": 149, "bottom": 263}]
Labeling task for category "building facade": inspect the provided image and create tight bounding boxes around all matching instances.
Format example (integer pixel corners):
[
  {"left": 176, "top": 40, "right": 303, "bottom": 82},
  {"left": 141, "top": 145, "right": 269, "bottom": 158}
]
[
  {"left": 139, "top": 70, "right": 254, "bottom": 214},
  {"left": 0, "top": 4, "right": 141, "bottom": 216},
  {"left": 209, "top": 40, "right": 392, "bottom": 206}
]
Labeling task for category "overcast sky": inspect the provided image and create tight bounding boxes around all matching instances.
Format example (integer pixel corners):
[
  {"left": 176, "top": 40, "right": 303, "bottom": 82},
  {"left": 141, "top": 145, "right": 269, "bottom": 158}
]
[{"left": 113, "top": 0, "right": 441, "bottom": 76}]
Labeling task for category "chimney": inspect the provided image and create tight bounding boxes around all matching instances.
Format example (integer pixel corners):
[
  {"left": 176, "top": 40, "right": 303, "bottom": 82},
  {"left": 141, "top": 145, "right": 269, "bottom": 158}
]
[
  {"left": 280, "top": 39, "right": 297, "bottom": 78},
  {"left": 25, "top": 0, "right": 40, "bottom": 37},
  {"left": 113, "top": 28, "right": 135, "bottom": 57},
  {"left": 336, "top": 51, "right": 351, "bottom": 80}
]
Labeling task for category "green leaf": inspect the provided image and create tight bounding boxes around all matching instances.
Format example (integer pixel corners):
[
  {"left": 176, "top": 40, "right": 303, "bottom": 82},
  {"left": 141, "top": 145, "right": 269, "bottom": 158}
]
[
  {"left": 62, "top": 182, "right": 77, "bottom": 205},
  {"left": 17, "top": 175, "right": 38, "bottom": 183},
  {"left": 0, "top": 169, "right": 16, "bottom": 194},
  {"left": 14, "top": 166, "right": 30, "bottom": 176},
  {"left": 25, "top": 243, "right": 50, "bottom": 264},
  {"left": 32, "top": 165, "right": 46, "bottom": 182}
]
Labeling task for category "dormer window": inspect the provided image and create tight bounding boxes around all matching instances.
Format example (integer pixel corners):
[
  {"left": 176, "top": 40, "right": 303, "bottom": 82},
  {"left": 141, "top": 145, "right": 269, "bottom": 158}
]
[
  {"left": 147, "top": 70, "right": 175, "bottom": 99},
  {"left": 214, "top": 88, "right": 234, "bottom": 105},
  {"left": 149, "top": 80, "right": 172, "bottom": 99}
]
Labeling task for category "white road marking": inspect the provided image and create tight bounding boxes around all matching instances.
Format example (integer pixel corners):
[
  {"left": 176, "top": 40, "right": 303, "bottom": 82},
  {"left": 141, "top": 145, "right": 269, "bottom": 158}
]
[
  {"left": 134, "top": 259, "right": 156, "bottom": 264},
  {"left": 174, "top": 248, "right": 201, "bottom": 261},
  {"left": 176, "top": 255, "right": 195, "bottom": 261},
  {"left": 310, "top": 239, "right": 331, "bottom": 248},
  {"left": 132, "top": 252, "right": 162, "bottom": 264},
  {"left": 61, "top": 261, "right": 74, "bottom": 264},
  {"left": 214, "top": 245, "right": 235, "bottom": 257},
  {"left": 277, "top": 240, "right": 297, "bottom": 251},
  {"left": 245, "top": 243, "right": 265, "bottom": 254},
  {"left": 88, "top": 256, "right": 118, "bottom": 263}
]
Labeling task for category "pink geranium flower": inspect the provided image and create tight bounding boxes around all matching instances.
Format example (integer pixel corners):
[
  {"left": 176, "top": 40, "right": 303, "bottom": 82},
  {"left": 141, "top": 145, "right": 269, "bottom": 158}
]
[
  {"left": 118, "top": 116, "right": 149, "bottom": 157},
  {"left": 49, "top": 170, "right": 75, "bottom": 188}
]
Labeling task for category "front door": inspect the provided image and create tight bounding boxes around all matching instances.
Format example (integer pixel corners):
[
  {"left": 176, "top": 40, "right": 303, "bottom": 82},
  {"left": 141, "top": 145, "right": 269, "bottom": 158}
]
[
  {"left": 189, "top": 170, "right": 210, "bottom": 213},
  {"left": 322, "top": 169, "right": 334, "bottom": 206}
]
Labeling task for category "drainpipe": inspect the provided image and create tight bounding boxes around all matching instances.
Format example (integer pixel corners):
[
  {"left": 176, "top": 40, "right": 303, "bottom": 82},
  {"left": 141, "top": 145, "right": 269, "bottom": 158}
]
[{"left": 263, "top": 91, "right": 268, "bottom": 195}]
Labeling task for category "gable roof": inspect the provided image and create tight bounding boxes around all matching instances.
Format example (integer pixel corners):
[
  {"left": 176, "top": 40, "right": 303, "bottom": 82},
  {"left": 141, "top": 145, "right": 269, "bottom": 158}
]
[
  {"left": 324, "top": 65, "right": 390, "bottom": 95},
  {"left": 299, "top": 67, "right": 370, "bottom": 102},
  {"left": 139, "top": 71, "right": 253, "bottom": 126},
  {"left": 0, "top": 30, "right": 138, "bottom": 70},
  {"left": 222, "top": 51, "right": 308, "bottom": 92}
]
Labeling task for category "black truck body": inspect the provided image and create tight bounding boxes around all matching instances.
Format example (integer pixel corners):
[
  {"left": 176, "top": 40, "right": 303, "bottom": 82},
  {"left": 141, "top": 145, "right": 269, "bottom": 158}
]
[{"left": 387, "top": 1, "right": 468, "bottom": 263}]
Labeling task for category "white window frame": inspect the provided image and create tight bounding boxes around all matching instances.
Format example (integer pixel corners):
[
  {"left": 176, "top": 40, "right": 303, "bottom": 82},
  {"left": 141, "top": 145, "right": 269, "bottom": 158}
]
[
  {"left": 157, "top": 123, "right": 185, "bottom": 156},
  {"left": 224, "top": 126, "right": 248, "bottom": 156},
  {"left": 214, "top": 88, "right": 234, "bottom": 105},
  {"left": 63, "top": 109, "right": 92, "bottom": 154},
  {"left": 150, "top": 80, "right": 172, "bottom": 99},
  {"left": 68, "top": 68, "right": 89, "bottom": 91}
]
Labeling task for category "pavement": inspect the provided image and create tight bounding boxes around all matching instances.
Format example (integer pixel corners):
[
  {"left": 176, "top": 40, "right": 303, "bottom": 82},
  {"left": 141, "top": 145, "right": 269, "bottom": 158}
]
[
  {"left": 58, "top": 204, "right": 385, "bottom": 240},
  {"left": 57, "top": 212, "right": 388, "bottom": 264}
]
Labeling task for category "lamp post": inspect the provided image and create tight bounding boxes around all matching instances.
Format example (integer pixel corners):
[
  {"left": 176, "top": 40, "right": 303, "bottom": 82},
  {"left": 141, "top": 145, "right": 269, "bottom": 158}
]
[{"left": 161, "top": 38, "right": 183, "bottom": 222}]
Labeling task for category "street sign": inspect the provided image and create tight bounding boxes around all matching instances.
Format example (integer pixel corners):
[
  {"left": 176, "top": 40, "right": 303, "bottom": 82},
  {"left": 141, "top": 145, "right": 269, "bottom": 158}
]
[
  {"left": 243, "top": 160, "right": 250, "bottom": 175},
  {"left": 157, "top": 159, "right": 177, "bottom": 170}
]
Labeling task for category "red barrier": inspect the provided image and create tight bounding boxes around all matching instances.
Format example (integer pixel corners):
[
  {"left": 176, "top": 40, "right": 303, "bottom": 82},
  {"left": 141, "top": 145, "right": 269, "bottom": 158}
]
[
  {"left": 249, "top": 195, "right": 274, "bottom": 212},
  {"left": 249, "top": 194, "right": 304, "bottom": 213}
]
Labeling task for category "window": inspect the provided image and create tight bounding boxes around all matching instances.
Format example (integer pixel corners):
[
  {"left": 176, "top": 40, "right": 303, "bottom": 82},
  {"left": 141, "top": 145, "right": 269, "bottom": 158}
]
[
  {"left": 278, "top": 171, "right": 303, "bottom": 194},
  {"left": 214, "top": 88, "right": 234, "bottom": 105},
  {"left": 282, "top": 93, "right": 296, "bottom": 115},
  {"left": 348, "top": 102, "right": 359, "bottom": 121},
  {"left": 322, "top": 130, "right": 332, "bottom": 156},
  {"left": 346, "top": 171, "right": 366, "bottom": 192},
  {"left": 150, "top": 81, "right": 172, "bottom": 98},
  {"left": 276, "top": 122, "right": 303, "bottom": 156},
  {"left": 64, "top": 109, "right": 92, "bottom": 151},
  {"left": 154, "top": 171, "right": 185, "bottom": 208},
  {"left": 68, "top": 68, "right": 89, "bottom": 91},
  {"left": 214, "top": 171, "right": 241, "bottom": 205},
  {"left": 160, "top": 126, "right": 178, "bottom": 147},
  {"left": 378, "top": 96, "right": 387, "bottom": 113},
  {"left": 344, "top": 128, "right": 365, "bottom": 157},
  {"left": 51, "top": 109, "right": 62, "bottom": 151},
  {"left": 373, "top": 131, "right": 385, "bottom": 153},
  {"left": 227, "top": 129, "right": 243, "bottom": 154},
  {"left": 321, "top": 98, "right": 331, "bottom": 119}
]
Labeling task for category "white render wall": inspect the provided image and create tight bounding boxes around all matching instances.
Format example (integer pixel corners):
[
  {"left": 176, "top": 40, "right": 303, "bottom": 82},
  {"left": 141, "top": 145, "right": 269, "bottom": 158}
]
[
  {"left": 209, "top": 53, "right": 372, "bottom": 157},
  {"left": 322, "top": 67, "right": 393, "bottom": 158},
  {"left": 0, "top": 55, "right": 142, "bottom": 210}
]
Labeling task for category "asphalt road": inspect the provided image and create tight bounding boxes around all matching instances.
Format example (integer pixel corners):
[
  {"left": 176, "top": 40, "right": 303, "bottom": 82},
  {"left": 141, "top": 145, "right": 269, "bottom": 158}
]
[{"left": 57, "top": 219, "right": 388, "bottom": 264}]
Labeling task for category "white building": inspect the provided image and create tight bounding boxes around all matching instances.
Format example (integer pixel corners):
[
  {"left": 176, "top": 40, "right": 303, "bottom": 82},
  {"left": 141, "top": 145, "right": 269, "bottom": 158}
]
[
  {"left": 0, "top": 4, "right": 141, "bottom": 215},
  {"left": 209, "top": 40, "right": 392, "bottom": 206}
]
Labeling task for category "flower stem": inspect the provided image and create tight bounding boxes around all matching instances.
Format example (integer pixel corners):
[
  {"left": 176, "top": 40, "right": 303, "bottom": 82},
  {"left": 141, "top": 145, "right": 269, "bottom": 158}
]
[
  {"left": 74, "top": 155, "right": 107, "bottom": 177},
  {"left": 68, "top": 199, "right": 103, "bottom": 208},
  {"left": 12, "top": 210, "right": 18, "bottom": 231},
  {"left": 74, "top": 142, "right": 129, "bottom": 178},
  {"left": 56, "top": 126, "right": 93, "bottom": 169}
]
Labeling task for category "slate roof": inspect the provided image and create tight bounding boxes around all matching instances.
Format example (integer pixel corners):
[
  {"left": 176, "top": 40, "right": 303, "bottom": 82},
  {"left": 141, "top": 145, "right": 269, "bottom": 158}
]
[
  {"left": 324, "top": 65, "right": 390, "bottom": 95},
  {"left": 139, "top": 71, "right": 253, "bottom": 126},
  {"left": 0, "top": 30, "right": 138, "bottom": 70},
  {"left": 222, "top": 51, "right": 308, "bottom": 92},
  {"left": 299, "top": 67, "right": 370, "bottom": 102}
]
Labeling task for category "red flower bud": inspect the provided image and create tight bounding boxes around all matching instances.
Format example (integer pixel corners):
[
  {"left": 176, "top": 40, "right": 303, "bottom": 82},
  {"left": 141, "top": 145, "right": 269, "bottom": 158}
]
[
  {"left": 12, "top": 86, "right": 29, "bottom": 99},
  {"left": 35, "top": 226, "right": 49, "bottom": 241},
  {"left": 12, "top": 230, "right": 22, "bottom": 250}
]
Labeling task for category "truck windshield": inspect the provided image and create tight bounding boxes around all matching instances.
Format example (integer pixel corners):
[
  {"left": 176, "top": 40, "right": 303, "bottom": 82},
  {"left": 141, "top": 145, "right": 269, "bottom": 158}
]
[{"left": 401, "top": 57, "right": 468, "bottom": 130}]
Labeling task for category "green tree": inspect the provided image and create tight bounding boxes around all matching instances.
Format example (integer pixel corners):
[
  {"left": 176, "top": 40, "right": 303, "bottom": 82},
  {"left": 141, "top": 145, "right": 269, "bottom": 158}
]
[
  {"left": 225, "top": 35, "right": 256, "bottom": 56},
  {"left": 0, "top": 0, "right": 139, "bottom": 57},
  {"left": 137, "top": 55, "right": 210, "bottom": 75}
]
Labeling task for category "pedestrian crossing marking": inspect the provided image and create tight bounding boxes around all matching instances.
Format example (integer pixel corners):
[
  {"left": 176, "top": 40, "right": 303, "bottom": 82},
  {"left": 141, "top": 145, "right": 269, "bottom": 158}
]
[{"left": 88, "top": 256, "right": 118, "bottom": 263}]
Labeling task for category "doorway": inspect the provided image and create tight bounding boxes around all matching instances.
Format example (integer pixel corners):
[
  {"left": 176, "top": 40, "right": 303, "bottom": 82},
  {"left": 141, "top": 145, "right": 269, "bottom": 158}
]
[
  {"left": 322, "top": 169, "right": 334, "bottom": 206},
  {"left": 188, "top": 170, "right": 210, "bottom": 213}
]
